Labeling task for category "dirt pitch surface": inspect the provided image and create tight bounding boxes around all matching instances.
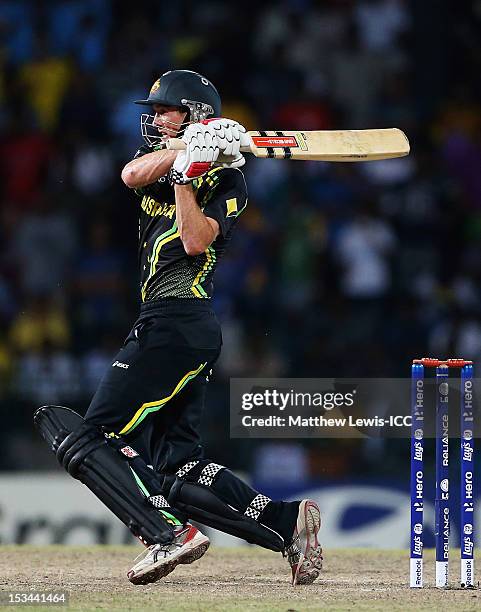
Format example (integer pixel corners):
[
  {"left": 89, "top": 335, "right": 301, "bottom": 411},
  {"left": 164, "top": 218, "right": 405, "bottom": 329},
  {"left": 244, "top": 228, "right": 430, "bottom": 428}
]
[{"left": 0, "top": 546, "right": 480, "bottom": 611}]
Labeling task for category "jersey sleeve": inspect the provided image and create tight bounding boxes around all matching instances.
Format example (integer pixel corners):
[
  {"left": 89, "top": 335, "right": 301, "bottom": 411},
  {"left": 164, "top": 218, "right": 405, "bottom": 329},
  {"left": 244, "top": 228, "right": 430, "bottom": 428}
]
[{"left": 201, "top": 168, "right": 248, "bottom": 238}]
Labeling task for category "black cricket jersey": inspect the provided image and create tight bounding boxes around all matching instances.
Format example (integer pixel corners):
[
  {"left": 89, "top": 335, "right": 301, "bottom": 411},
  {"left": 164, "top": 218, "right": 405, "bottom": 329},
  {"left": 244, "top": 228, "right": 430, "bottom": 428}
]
[{"left": 132, "top": 145, "right": 248, "bottom": 302}]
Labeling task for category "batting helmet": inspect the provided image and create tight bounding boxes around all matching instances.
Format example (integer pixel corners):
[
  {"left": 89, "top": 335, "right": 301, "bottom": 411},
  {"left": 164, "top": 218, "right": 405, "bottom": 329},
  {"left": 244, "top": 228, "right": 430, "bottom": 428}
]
[
  {"left": 136, "top": 70, "right": 221, "bottom": 117},
  {"left": 135, "top": 70, "right": 221, "bottom": 147}
]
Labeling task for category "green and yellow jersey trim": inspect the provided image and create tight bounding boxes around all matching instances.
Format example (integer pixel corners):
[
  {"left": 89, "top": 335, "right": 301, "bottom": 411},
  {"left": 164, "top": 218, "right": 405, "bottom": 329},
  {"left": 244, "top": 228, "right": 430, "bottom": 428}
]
[
  {"left": 193, "top": 166, "right": 224, "bottom": 207},
  {"left": 141, "top": 220, "right": 180, "bottom": 301},
  {"left": 118, "top": 362, "right": 207, "bottom": 435},
  {"left": 191, "top": 245, "right": 216, "bottom": 298},
  {"left": 225, "top": 196, "right": 247, "bottom": 218}
]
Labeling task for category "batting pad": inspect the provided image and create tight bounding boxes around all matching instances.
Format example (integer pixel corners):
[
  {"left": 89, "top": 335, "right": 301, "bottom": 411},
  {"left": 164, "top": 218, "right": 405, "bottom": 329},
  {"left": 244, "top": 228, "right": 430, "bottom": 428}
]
[{"left": 34, "top": 405, "right": 174, "bottom": 546}]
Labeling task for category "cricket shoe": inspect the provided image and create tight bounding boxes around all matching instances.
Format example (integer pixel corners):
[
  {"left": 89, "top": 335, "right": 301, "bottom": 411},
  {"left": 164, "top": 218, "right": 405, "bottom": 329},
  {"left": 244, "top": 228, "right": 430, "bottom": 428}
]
[
  {"left": 127, "top": 523, "right": 210, "bottom": 585},
  {"left": 285, "top": 499, "right": 323, "bottom": 586}
]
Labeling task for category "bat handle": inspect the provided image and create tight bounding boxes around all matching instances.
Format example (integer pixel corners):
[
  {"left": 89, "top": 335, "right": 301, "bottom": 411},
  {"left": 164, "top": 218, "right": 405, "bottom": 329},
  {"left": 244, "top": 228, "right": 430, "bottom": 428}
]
[
  {"left": 166, "top": 138, "right": 251, "bottom": 154},
  {"left": 166, "top": 138, "right": 186, "bottom": 151}
]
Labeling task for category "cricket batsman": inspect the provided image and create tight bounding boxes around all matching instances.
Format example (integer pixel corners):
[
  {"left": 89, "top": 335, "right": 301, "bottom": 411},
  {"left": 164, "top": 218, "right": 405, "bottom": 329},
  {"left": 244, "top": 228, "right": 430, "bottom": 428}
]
[{"left": 34, "top": 70, "right": 322, "bottom": 586}]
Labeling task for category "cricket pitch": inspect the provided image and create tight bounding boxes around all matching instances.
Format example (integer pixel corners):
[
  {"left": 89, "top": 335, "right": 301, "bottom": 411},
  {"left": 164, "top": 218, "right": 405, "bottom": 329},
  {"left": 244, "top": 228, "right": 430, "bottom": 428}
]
[{"left": 0, "top": 546, "right": 479, "bottom": 611}]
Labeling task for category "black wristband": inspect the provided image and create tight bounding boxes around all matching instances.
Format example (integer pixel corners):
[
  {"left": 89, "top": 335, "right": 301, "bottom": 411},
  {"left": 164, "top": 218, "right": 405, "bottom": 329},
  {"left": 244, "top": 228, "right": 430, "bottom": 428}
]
[{"left": 168, "top": 168, "right": 191, "bottom": 186}]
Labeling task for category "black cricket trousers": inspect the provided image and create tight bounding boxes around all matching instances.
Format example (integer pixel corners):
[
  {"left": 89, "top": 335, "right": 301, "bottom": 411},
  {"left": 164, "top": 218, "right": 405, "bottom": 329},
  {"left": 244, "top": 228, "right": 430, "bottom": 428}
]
[{"left": 85, "top": 299, "right": 222, "bottom": 474}]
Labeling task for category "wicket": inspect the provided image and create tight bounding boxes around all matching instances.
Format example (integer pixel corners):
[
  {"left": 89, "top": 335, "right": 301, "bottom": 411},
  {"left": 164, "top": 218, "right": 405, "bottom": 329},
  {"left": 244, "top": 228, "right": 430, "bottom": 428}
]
[{"left": 409, "top": 357, "right": 475, "bottom": 588}]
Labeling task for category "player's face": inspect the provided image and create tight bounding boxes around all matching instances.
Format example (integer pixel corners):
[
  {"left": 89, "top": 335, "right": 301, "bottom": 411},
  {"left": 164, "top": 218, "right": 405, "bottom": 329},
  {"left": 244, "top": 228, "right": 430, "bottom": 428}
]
[{"left": 152, "top": 105, "right": 188, "bottom": 140}]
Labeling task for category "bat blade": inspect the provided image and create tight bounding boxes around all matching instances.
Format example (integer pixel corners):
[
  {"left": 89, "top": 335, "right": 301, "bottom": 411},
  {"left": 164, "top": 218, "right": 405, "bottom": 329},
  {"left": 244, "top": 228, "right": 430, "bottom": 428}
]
[
  {"left": 248, "top": 129, "right": 410, "bottom": 161},
  {"left": 166, "top": 128, "right": 410, "bottom": 162}
]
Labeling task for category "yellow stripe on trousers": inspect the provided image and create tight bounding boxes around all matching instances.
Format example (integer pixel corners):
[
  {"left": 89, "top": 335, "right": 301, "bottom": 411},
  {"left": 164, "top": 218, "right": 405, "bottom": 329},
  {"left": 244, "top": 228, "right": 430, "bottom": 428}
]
[{"left": 118, "top": 362, "right": 207, "bottom": 435}]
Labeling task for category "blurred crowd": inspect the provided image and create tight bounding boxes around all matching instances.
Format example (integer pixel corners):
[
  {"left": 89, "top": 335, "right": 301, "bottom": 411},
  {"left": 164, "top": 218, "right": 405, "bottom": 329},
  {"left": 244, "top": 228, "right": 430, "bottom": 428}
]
[{"left": 0, "top": 1, "right": 480, "bottom": 479}]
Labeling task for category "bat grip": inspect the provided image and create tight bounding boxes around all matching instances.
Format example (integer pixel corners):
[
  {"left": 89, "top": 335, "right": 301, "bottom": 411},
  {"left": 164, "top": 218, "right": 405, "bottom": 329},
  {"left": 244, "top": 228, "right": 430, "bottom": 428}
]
[{"left": 166, "top": 138, "right": 186, "bottom": 151}]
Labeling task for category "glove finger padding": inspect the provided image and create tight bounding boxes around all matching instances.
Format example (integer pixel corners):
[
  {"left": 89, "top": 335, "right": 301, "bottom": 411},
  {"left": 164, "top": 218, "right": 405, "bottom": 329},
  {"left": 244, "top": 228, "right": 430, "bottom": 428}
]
[
  {"left": 239, "top": 125, "right": 250, "bottom": 148},
  {"left": 171, "top": 124, "right": 219, "bottom": 184},
  {"left": 223, "top": 124, "right": 234, "bottom": 157},
  {"left": 204, "top": 119, "right": 247, "bottom": 155},
  {"left": 213, "top": 123, "right": 227, "bottom": 155},
  {"left": 201, "top": 126, "right": 219, "bottom": 164},
  {"left": 229, "top": 125, "right": 241, "bottom": 157},
  {"left": 204, "top": 118, "right": 249, "bottom": 168}
]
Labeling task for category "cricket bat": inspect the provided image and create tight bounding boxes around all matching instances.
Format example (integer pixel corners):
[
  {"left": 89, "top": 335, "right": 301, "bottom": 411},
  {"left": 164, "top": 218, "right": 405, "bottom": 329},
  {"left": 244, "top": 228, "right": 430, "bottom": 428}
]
[{"left": 167, "top": 128, "right": 410, "bottom": 162}]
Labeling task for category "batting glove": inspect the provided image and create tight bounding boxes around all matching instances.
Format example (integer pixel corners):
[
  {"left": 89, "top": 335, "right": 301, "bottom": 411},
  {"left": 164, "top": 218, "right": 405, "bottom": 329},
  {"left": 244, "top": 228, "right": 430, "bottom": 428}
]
[
  {"left": 169, "top": 123, "right": 220, "bottom": 185},
  {"left": 203, "top": 119, "right": 250, "bottom": 169}
]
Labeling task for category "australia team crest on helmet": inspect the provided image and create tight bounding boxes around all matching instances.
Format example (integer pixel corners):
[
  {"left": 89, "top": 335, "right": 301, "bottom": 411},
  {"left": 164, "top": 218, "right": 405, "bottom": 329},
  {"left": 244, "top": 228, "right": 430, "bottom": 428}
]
[{"left": 150, "top": 79, "right": 161, "bottom": 95}]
